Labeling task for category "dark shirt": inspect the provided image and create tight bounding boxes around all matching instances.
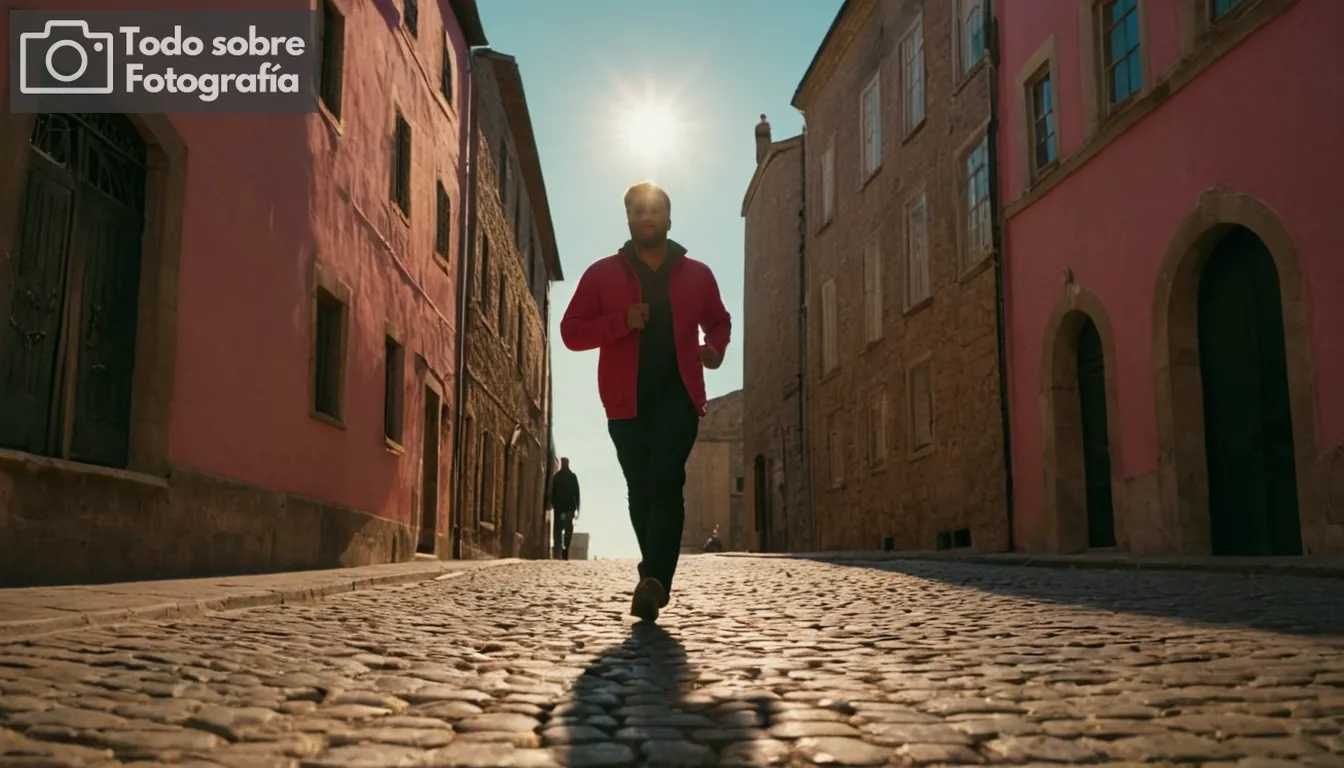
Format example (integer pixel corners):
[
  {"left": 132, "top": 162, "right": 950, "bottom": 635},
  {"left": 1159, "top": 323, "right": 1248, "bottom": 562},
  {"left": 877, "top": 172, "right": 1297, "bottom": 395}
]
[
  {"left": 552, "top": 468, "right": 580, "bottom": 512},
  {"left": 622, "top": 240, "right": 689, "bottom": 412}
]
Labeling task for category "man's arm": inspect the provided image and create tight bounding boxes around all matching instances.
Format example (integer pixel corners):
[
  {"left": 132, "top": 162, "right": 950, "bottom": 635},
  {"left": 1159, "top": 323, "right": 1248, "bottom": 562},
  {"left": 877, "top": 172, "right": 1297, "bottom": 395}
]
[
  {"left": 573, "top": 475, "right": 580, "bottom": 514},
  {"left": 699, "top": 268, "right": 732, "bottom": 361},
  {"left": 561, "top": 264, "right": 630, "bottom": 351}
]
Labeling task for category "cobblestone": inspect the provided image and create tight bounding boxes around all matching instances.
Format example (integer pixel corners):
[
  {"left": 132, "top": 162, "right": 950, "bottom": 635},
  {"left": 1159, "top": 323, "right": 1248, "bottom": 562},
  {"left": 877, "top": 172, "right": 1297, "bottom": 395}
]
[{"left": 2, "top": 557, "right": 1343, "bottom": 766}]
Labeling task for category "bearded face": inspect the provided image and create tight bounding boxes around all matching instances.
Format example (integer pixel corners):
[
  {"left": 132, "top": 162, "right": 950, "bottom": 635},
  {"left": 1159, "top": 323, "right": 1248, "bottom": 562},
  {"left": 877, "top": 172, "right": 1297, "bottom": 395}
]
[{"left": 626, "top": 192, "right": 671, "bottom": 249}]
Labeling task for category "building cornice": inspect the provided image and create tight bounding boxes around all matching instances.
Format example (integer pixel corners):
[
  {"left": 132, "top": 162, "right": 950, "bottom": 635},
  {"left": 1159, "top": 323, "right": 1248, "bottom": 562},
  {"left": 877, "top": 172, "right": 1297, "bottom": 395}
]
[{"left": 449, "top": 0, "right": 488, "bottom": 47}]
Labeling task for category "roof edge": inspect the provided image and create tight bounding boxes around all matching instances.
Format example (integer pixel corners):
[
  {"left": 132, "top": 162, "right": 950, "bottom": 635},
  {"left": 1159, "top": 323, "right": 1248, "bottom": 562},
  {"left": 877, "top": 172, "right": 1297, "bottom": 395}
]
[
  {"left": 449, "top": 0, "right": 488, "bottom": 47},
  {"left": 741, "top": 135, "right": 803, "bottom": 217},
  {"left": 791, "top": 0, "right": 855, "bottom": 109},
  {"left": 478, "top": 50, "right": 564, "bottom": 282}
]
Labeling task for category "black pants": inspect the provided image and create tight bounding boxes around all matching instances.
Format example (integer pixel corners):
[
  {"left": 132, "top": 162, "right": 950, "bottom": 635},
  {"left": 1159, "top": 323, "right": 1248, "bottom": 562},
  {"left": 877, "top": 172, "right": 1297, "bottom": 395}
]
[
  {"left": 553, "top": 511, "right": 575, "bottom": 559},
  {"left": 608, "top": 389, "right": 700, "bottom": 595}
]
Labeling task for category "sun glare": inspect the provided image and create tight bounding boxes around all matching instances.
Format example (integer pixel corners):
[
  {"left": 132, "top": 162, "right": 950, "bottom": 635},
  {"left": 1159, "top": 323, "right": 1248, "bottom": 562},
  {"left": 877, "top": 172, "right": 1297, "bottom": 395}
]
[{"left": 620, "top": 97, "right": 684, "bottom": 164}]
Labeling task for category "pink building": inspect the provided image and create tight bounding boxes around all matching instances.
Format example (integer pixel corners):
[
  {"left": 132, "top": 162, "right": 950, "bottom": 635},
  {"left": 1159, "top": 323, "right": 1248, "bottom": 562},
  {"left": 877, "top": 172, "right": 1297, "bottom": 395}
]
[
  {"left": 0, "top": 0, "right": 487, "bottom": 585},
  {"left": 998, "top": 0, "right": 1344, "bottom": 556}
]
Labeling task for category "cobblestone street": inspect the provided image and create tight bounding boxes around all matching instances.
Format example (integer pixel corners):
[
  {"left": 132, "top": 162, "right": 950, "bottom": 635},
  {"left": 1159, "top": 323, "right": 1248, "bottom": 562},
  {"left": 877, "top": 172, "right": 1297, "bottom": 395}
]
[{"left": 2, "top": 556, "right": 1343, "bottom": 767}]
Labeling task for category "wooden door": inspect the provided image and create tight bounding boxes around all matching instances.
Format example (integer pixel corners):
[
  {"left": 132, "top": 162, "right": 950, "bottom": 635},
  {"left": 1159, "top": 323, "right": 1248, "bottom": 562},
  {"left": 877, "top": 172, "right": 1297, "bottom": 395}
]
[
  {"left": 1076, "top": 316, "right": 1116, "bottom": 548},
  {"left": 0, "top": 113, "right": 145, "bottom": 468},
  {"left": 419, "top": 385, "right": 441, "bottom": 555},
  {"left": 1197, "top": 226, "right": 1301, "bottom": 556}
]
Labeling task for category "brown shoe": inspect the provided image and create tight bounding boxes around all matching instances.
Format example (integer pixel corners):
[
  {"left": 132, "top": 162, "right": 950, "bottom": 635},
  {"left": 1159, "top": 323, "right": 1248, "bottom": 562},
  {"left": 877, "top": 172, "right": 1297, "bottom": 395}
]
[{"left": 630, "top": 577, "right": 664, "bottom": 622}]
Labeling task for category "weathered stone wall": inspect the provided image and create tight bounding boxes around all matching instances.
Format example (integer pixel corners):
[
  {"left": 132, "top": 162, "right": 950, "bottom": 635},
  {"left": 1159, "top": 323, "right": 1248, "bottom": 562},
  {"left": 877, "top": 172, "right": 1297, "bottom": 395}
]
[
  {"left": 800, "top": 0, "right": 1007, "bottom": 553},
  {"left": 742, "top": 138, "right": 813, "bottom": 553},
  {"left": 682, "top": 391, "right": 743, "bottom": 551},
  {"left": 458, "top": 57, "right": 550, "bottom": 560}
]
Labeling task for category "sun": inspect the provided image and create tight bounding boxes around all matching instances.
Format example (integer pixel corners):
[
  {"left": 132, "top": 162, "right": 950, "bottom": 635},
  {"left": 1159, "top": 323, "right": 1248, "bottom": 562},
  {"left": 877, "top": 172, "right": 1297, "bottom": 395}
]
[{"left": 619, "top": 97, "right": 684, "bottom": 164}]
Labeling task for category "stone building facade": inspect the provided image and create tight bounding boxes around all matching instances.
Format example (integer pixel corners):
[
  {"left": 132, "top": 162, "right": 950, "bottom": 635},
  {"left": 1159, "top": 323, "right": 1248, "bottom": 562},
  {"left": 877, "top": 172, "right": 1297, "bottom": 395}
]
[
  {"left": 741, "top": 119, "right": 814, "bottom": 553},
  {"left": 454, "top": 50, "right": 561, "bottom": 560},
  {"left": 682, "top": 390, "right": 746, "bottom": 552},
  {"left": 792, "top": 0, "right": 1009, "bottom": 552},
  {"left": 0, "top": 0, "right": 487, "bottom": 585},
  {"left": 999, "top": 0, "right": 1344, "bottom": 556}
]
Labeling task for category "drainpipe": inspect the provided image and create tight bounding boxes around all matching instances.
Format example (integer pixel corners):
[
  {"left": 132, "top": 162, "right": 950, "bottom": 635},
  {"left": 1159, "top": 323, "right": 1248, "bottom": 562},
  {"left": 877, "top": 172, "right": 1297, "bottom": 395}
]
[
  {"left": 985, "top": 0, "right": 1016, "bottom": 553},
  {"left": 795, "top": 124, "right": 810, "bottom": 554},
  {"left": 450, "top": 50, "right": 481, "bottom": 561},
  {"left": 794, "top": 116, "right": 817, "bottom": 554}
]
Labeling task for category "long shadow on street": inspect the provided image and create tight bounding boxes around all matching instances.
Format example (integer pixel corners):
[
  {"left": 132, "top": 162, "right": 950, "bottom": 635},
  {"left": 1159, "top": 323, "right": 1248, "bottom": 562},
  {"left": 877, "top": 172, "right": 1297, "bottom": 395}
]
[
  {"left": 551, "top": 621, "right": 790, "bottom": 767},
  {"left": 785, "top": 557, "right": 1344, "bottom": 638}
]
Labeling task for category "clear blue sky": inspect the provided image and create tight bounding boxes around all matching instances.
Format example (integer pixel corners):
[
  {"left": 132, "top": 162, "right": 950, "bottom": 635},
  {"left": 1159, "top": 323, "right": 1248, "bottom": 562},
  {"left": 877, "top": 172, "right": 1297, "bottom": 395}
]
[{"left": 477, "top": 0, "right": 843, "bottom": 559}]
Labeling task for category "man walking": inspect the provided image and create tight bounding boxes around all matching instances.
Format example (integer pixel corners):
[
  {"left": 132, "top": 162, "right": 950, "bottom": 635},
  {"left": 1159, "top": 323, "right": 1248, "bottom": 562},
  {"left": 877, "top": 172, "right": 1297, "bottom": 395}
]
[
  {"left": 551, "top": 458, "right": 580, "bottom": 560},
  {"left": 560, "top": 181, "right": 731, "bottom": 622}
]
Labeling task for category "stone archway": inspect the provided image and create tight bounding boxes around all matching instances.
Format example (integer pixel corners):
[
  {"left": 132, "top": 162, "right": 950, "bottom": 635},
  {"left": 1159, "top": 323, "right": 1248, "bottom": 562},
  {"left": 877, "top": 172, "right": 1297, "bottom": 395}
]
[
  {"left": 1039, "top": 286, "right": 1127, "bottom": 553},
  {"left": 1152, "top": 187, "right": 1324, "bottom": 555},
  {"left": 0, "top": 108, "right": 185, "bottom": 477}
]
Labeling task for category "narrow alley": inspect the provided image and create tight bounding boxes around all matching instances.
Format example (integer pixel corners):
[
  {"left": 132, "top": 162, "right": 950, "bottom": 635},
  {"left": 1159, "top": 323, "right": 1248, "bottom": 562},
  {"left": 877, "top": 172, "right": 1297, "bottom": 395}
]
[{"left": 2, "top": 557, "right": 1341, "bottom": 767}]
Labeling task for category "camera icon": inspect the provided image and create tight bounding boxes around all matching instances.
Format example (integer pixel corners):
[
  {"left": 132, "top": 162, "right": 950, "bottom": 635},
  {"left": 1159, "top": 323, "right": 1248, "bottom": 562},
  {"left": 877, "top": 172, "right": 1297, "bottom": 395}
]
[{"left": 19, "top": 20, "right": 115, "bottom": 95}]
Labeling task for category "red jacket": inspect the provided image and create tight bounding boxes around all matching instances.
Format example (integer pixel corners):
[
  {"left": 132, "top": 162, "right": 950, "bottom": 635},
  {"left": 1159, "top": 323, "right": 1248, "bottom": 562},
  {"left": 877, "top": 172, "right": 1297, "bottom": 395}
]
[{"left": 561, "top": 249, "right": 731, "bottom": 420}]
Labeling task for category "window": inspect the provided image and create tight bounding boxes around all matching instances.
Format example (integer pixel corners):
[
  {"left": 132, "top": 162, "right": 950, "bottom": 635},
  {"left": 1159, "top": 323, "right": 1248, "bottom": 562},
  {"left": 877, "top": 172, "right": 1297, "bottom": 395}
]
[
  {"left": 479, "top": 432, "right": 495, "bottom": 524},
  {"left": 827, "top": 413, "right": 843, "bottom": 489},
  {"left": 868, "top": 390, "right": 887, "bottom": 469},
  {"left": 498, "top": 275, "right": 508, "bottom": 330},
  {"left": 904, "top": 193, "right": 929, "bottom": 307},
  {"left": 318, "top": 0, "right": 345, "bottom": 118},
  {"left": 435, "top": 181, "right": 451, "bottom": 256},
  {"left": 516, "top": 307, "right": 525, "bottom": 360},
  {"left": 391, "top": 111, "right": 411, "bottom": 215},
  {"left": 1211, "top": 0, "right": 1246, "bottom": 20},
  {"left": 313, "top": 287, "right": 347, "bottom": 420},
  {"left": 964, "top": 136, "right": 992, "bottom": 269},
  {"left": 440, "top": 37, "right": 453, "bottom": 105},
  {"left": 403, "top": 0, "right": 418, "bottom": 37},
  {"left": 528, "top": 243, "right": 538, "bottom": 290},
  {"left": 860, "top": 73, "right": 882, "bottom": 179},
  {"left": 1028, "top": 70, "right": 1058, "bottom": 174},
  {"left": 820, "top": 140, "right": 835, "bottom": 224},
  {"left": 734, "top": 476, "right": 745, "bottom": 494},
  {"left": 956, "top": 0, "right": 986, "bottom": 77},
  {"left": 513, "top": 191, "right": 523, "bottom": 246},
  {"left": 383, "top": 336, "right": 405, "bottom": 444},
  {"left": 901, "top": 20, "right": 926, "bottom": 135},
  {"left": 1101, "top": 0, "right": 1142, "bottom": 106},
  {"left": 909, "top": 357, "right": 934, "bottom": 453},
  {"left": 479, "top": 236, "right": 492, "bottom": 309},
  {"left": 821, "top": 279, "right": 839, "bottom": 374},
  {"left": 863, "top": 237, "right": 882, "bottom": 345}
]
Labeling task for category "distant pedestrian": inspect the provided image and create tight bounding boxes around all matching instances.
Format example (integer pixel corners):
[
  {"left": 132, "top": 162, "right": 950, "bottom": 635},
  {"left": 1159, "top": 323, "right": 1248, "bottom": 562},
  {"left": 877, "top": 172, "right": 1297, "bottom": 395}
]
[
  {"left": 551, "top": 458, "right": 580, "bottom": 560},
  {"left": 560, "top": 180, "right": 732, "bottom": 622},
  {"left": 703, "top": 526, "right": 725, "bottom": 553}
]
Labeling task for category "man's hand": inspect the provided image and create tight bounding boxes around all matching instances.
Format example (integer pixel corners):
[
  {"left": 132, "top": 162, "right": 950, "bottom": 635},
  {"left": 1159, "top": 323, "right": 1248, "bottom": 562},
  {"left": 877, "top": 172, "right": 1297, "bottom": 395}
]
[
  {"left": 698, "top": 345, "right": 723, "bottom": 370},
  {"left": 627, "top": 303, "right": 650, "bottom": 330}
]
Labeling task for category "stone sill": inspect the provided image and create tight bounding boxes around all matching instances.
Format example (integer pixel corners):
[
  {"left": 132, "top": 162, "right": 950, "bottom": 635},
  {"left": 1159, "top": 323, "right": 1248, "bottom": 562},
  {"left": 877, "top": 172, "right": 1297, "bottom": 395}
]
[
  {"left": 0, "top": 449, "right": 168, "bottom": 491},
  {"left": 719, "top": 550, "right": 1344, "bottom": 580}
]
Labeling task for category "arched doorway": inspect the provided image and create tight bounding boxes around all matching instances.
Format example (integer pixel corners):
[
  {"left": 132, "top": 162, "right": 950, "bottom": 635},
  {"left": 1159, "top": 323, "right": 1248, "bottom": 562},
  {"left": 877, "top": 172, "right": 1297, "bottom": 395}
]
[
  {"left": 1039, "top": 288, "right": 1124, "bottom": 554},
  {"left": 0, "top": 113, "right": 147, "bottom": 469},
  {"left": 1197, "top": 226, "right": 1302, "bottom": 555},
  {"left": 1076, "top": 316, "right": 1116, "bottom": 548}
]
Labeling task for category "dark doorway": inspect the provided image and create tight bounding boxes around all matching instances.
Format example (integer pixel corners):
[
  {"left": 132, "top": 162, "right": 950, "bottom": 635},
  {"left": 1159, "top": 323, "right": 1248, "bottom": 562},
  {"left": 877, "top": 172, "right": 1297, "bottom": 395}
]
[
  {"left": 753, "top": 454, "right": 770, "bottom": 552},
  {"left": 418, "top": 385, "right": 441, "bottom": 555},
  {"left": 1076, "top": 316, "right": 1116, "bottom": 548},
  {"left": 0, "top": 114, "right": 147, "bottom": 468},
  {"left": 1198, "top": 227, "right": 1301, "bottom": 556}
]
